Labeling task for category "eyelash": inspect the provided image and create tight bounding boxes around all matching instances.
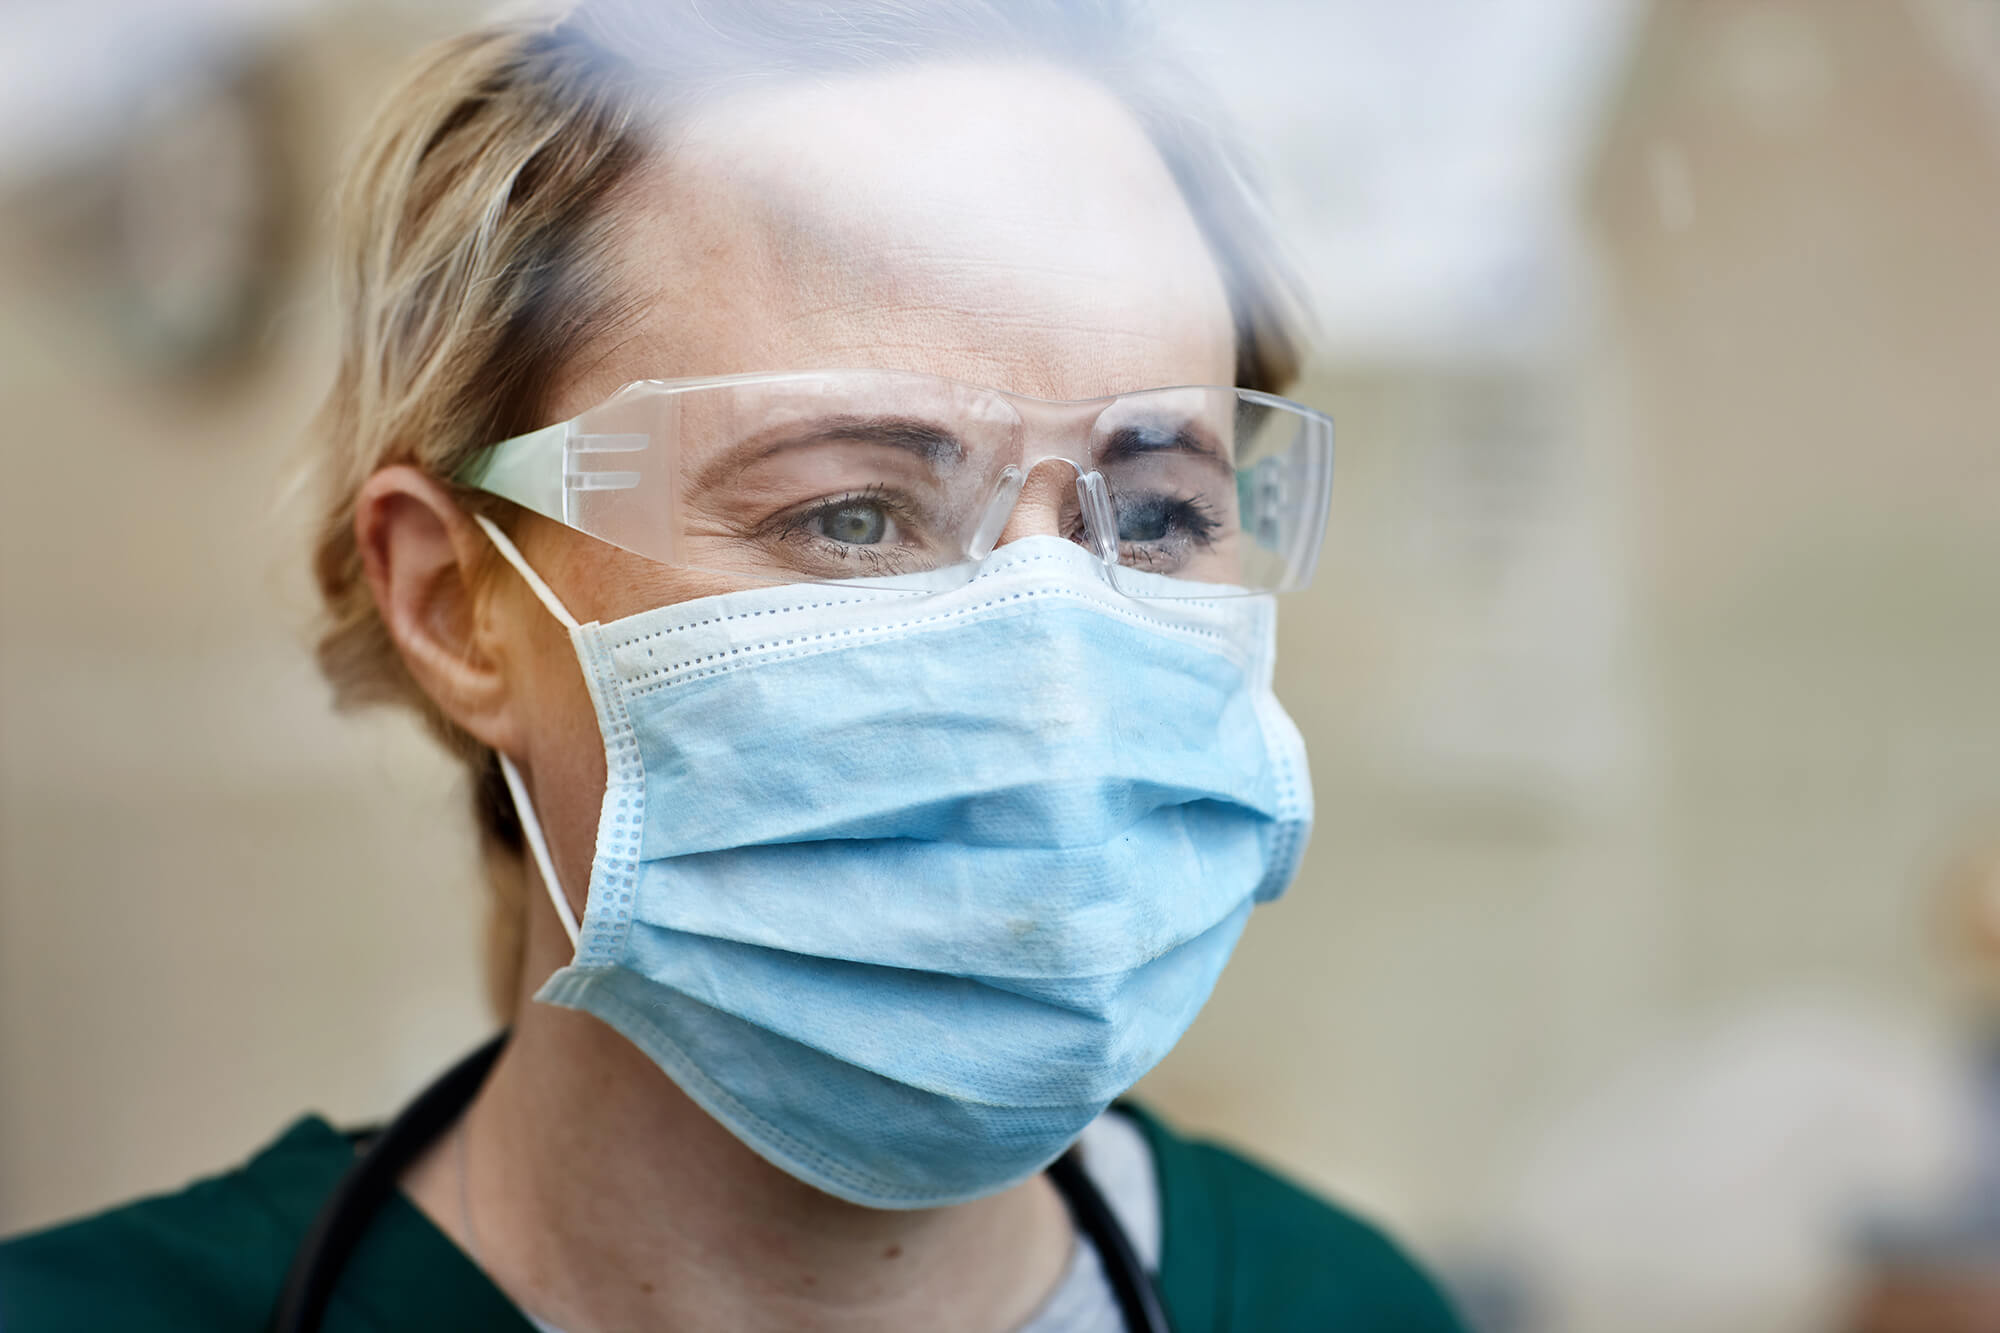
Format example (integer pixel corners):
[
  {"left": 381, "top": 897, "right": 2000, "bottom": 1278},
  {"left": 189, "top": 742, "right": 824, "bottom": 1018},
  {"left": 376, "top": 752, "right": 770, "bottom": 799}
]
[
  {"left": 772, "top": 486, "right": 923, "bottom": 552},
  {"left": 764, "top": 485, "right": 1220, "bottom": 567},
  {"left": 1154, "top": 495, "right": 1221, "bottom": 546},
  {"left": 1093, "top": 493, "right": 1223, "bottom": 546}
]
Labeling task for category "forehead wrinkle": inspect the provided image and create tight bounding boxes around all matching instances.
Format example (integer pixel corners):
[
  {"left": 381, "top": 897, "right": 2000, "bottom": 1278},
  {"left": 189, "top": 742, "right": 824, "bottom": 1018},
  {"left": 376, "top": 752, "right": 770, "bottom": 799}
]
[
  {"left": 671, "top": 66, "right": 1221, "bottom": 291},
  {"left": 757, "top": 234, "right": 1226, "bottom": 396},
  {"left": 767, "top": 290, "right": 1221, "bottom": 397},
  {"left": 570, "top": 63, "right": 1234, "bottom": 403},
  {"left": 750, "top": 180, "right": 1216, "bottom": 336}
]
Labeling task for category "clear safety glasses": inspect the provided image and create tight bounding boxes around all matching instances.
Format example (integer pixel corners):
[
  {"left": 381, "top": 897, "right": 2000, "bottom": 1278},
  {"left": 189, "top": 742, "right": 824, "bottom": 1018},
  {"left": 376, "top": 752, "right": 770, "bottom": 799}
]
[{"left": 454, "top": 369, "right": 1332, "bottom": 598}]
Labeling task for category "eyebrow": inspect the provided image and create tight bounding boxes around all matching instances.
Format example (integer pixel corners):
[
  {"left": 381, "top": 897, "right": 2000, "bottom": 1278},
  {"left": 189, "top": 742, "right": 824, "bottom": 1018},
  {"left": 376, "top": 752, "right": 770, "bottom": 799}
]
[
  {"left": 1098, "top": 422, "right": 1232, "bottom": 472},
  {"left": 691, "top": 414, "right": 966, "bottom": 495}
]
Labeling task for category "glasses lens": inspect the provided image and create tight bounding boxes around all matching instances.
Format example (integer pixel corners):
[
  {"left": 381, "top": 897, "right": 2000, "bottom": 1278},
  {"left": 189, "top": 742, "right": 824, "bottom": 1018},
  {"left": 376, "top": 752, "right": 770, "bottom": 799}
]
[
  {"left": 554, "top": 374, "right": 1328, "bottom": 596},
  {"left": 1096, "top": 390, "right": 1331, "bottom": 598},
  {"left": 670, "top": 372, "right": 1019, "bottom": 585}
]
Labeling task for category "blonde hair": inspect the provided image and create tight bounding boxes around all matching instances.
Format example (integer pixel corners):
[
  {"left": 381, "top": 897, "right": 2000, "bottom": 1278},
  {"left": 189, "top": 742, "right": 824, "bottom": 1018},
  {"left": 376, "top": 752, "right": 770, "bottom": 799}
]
[{"left": 310, "top": 0, "right": 1308, "bottom": 1019}]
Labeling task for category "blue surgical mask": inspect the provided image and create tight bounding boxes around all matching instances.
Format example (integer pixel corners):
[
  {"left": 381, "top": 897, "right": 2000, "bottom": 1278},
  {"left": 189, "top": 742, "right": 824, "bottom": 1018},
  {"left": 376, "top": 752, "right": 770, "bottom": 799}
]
[{"left": 478, "top": 524, "right": 1313, "bottom": 1210}]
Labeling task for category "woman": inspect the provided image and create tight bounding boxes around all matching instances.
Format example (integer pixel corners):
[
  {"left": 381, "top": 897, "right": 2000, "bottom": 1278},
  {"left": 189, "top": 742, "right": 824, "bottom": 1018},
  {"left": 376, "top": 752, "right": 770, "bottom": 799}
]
[{"left": 0, "top": 2, "right": 1465, "bottom": 1330}]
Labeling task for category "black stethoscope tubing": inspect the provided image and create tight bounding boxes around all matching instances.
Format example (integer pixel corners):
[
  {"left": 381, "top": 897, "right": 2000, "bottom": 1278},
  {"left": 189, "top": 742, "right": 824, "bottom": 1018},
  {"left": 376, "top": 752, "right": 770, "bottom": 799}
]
[{"left": 273, "top": 1033, "right": 1171, "bottom": 1333}]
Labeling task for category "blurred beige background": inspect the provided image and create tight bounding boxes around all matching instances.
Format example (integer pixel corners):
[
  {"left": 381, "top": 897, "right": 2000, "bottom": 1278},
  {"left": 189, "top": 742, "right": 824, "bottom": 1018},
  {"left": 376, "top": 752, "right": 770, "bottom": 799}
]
[{"left": 3, "top": 3, "right": 1998, "bottom": 1330}]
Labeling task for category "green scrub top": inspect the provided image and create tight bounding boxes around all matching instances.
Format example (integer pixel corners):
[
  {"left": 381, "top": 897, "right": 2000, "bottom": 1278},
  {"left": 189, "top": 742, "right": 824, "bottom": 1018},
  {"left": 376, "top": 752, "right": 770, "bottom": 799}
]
[{"left": 0, "top": 1102, "right": 1465, "bottom": 1332}]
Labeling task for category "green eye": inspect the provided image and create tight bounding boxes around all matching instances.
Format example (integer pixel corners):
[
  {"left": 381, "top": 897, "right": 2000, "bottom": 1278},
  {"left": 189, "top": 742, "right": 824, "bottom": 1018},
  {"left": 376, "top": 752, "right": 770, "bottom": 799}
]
[{"left": 815, "top": 502, "right": 889, "bottom": 545}]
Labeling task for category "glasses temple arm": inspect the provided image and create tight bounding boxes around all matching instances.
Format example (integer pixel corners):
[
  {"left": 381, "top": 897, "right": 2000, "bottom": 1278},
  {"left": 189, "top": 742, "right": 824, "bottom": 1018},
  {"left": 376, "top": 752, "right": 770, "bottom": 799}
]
[{"left": 452, "top": 421, "right": 568, "bottom": 523}]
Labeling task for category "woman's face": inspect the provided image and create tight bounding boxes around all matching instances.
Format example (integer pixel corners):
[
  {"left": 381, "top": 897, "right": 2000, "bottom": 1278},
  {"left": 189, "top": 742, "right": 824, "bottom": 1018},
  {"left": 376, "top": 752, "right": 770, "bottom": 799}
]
[{"left": 464, "top": 62, "right": 1237, "bottom": 927}]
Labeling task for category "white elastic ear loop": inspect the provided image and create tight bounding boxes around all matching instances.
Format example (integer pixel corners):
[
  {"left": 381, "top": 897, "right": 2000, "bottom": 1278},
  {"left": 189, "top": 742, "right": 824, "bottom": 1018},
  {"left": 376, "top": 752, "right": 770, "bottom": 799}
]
[
  {"left": 472, "top": 513, "right": 583, "bottom": 949},
  {"left": 472, "top": 514, "right": 580, "bottom": 632},
  {"left": 497, "top": 751, "right": 581, "bottom": 949}
]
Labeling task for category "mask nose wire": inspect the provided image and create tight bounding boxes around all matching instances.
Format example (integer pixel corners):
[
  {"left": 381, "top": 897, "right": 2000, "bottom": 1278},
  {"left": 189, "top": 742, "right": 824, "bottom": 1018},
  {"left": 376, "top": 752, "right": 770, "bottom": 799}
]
[{"left": 472, "top": 513, "right": 584, "bottom": 951}]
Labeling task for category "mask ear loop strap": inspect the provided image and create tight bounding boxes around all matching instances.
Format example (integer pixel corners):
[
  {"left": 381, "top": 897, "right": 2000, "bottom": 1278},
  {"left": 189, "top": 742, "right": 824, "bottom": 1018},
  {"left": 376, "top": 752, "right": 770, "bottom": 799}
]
[
  {"left": 471, "top": 513, "right": 583, "bottom": 949},
  {"left": 496, "top": 751, "right": 581, "bottom": 948},
  {"left": 472, "top": 514, "right": 579, "bottom": 632}
]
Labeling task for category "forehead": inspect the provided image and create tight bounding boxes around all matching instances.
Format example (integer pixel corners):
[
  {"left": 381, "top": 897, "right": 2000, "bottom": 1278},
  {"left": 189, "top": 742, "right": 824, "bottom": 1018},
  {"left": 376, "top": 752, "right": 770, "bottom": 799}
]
[{"left": 550, "top": 62, "right": 1235, "bottom": 418}]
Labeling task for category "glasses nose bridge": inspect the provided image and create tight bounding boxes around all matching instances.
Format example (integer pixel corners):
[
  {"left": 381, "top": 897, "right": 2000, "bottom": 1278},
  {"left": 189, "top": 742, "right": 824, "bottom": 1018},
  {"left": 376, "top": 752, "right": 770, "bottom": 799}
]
[
  {"left": 965, "top": 398, "right": 1112, "bottom": 561},
  {"left": 1008, "top": 393, "right": 1100, "bottom": 471},
  {"left": 967, "top": 456, "right": 1078, "bottom": 560}
]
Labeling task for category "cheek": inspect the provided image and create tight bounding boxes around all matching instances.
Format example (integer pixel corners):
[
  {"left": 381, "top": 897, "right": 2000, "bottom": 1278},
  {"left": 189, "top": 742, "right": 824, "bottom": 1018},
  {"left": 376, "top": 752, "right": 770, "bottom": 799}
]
[
  {"left": 502, "top": 526, "right": 685, "bottom": 901},
  {"left": 519, "top": 618, "right": 611, "bottom": 900}
]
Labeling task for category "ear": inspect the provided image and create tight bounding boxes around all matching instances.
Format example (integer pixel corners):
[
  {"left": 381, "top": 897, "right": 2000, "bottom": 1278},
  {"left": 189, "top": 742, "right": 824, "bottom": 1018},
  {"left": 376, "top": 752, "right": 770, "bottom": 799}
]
[{"left": 355, "top": 465, "right": 527, "bottom": 756}]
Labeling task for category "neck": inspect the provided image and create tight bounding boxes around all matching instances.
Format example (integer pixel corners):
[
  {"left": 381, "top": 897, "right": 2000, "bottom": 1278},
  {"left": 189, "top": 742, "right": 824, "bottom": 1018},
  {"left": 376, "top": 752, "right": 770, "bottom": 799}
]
[{"left": 403, "top": 912, "right": 1076, "bottom": 1333}]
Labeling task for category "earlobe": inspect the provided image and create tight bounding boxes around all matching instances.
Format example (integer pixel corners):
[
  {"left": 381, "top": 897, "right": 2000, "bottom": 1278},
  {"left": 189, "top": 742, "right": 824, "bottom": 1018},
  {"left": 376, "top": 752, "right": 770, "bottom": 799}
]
[{"left": 355, "top": 465, "right": 523, "bottom": 755}]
